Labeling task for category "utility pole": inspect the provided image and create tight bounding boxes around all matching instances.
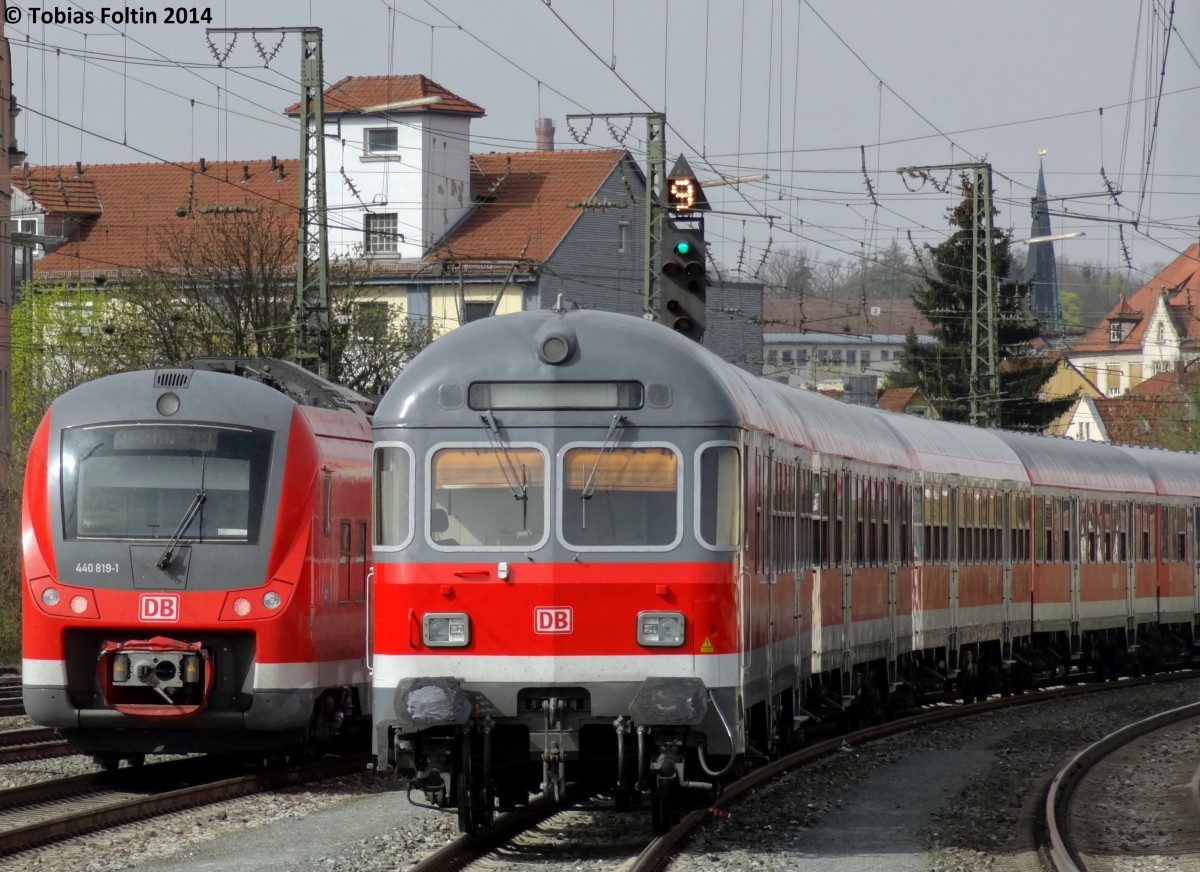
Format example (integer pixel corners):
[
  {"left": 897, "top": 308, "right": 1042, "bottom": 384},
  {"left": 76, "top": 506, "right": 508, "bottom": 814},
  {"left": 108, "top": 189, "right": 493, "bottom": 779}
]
[
  {"left": 897, "top": 162, "right": 998, "bottom": 428},
  {"left": 207, "top": 27, "right": 332, "bottom": 378},
  {"left": 566, "top": 113, "right": 665, "bottom": 318}
]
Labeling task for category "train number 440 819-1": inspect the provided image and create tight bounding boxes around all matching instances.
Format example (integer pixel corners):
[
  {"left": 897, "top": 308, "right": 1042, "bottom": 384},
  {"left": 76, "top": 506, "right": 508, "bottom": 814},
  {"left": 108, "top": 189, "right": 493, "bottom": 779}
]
[{"left": 76, "top": 563, "right": 119, "bottom": 573}]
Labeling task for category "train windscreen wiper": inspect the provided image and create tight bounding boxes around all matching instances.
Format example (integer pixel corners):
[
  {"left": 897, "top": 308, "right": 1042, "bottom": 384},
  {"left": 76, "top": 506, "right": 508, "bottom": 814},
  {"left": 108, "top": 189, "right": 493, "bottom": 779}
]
[
  {"left": 480, "top": 410, "right": 528, "bottom": 503},
  {"left": 156, "top": 488, "right": 206, "bottom": 568},
  {"left": 581, "top": 415, "right": 627, "bottom": 499}
]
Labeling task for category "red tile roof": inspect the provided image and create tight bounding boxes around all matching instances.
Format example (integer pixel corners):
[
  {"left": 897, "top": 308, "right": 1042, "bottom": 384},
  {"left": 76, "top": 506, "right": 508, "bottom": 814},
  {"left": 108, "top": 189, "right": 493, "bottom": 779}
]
[
  {"left": 877, "top": 387, "right": 918, "bottom": 412},
  {"left": 1071, "top": 243, "right": 1200, "bottom": 354},
  {"left": 17, "top": 160, "right": 300, "bottom": 277},
  {"left": 284, "top": 75, "right": 484, "bottom": 117},
  {"left": 762, "top": 297, "right": 932, "bottom": 335},
  {"left": 426, "top": 149, "right": 628, "bottom": 264},
  {"left": 16, "top": 168, "right": 102, "bottom": 214}
]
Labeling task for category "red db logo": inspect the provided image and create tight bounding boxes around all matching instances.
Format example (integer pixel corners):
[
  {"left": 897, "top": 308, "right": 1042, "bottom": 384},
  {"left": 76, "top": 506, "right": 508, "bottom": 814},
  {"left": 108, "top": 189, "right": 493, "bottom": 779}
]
[
  {"left": 534, "top": 606, "right": 572, "bottom": 634},
  {"left": 140, "top": 594, "right": 180, "bottom": 622}
]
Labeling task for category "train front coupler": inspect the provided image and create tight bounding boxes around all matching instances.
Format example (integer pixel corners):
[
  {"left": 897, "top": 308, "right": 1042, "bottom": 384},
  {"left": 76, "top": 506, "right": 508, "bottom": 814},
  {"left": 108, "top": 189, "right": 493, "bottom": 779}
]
[{"left": 97, "top": 637, "right": 211, "bottom": 716}]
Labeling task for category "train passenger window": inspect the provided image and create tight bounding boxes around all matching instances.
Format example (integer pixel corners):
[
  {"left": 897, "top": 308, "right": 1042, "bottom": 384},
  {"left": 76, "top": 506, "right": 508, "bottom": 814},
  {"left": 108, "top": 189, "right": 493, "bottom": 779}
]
[
  {"left": 560, "top": 445, "right": 679, "bottom": 549},
  {"left": 62, "top": 424, "right": 271, "bottom": 542},
  {"left": 431, "top": 445, "right": 548, "bottom": 549},
  {"left": 697, "top": 445, "right": 740, "bottom": 549},
  {"left": 373, "top": 445, "right": 413, "bottom": 548}
]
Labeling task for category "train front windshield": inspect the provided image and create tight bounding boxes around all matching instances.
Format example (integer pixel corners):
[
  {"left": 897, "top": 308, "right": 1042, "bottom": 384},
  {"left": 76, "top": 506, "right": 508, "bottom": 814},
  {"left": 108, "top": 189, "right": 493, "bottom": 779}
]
[{"left": 60, "top": 424, "right": 273, "bottom": 542}]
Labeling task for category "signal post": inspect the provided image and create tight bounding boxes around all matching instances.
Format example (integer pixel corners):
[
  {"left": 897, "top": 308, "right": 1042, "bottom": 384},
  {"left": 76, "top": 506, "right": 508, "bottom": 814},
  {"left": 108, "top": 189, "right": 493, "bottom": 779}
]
[{"left": 659, "top": 155, "right": 710, "bottom": 343}]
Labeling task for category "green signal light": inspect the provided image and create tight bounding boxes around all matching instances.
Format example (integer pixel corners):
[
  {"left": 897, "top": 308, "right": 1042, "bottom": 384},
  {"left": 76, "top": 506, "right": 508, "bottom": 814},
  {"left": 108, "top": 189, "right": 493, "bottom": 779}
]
[{"left": 674, "top": 240, "right": 692, "bottom": 256}]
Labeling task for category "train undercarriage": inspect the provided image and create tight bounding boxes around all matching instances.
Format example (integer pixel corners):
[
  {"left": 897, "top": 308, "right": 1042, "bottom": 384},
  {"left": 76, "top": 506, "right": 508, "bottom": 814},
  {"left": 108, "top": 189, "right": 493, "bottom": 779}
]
[{"left": 389, "top": 617, "right": 1200, "bottom": 834}]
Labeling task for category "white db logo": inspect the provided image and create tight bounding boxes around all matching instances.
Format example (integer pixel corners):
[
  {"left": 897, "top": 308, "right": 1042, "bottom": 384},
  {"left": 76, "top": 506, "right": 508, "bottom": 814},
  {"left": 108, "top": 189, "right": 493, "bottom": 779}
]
[
  {"left": 140, "top": 594, "right": 180, "bottom": 622},
  {"left": 534, "top": 606, "right": 572, "bottom": 634}
]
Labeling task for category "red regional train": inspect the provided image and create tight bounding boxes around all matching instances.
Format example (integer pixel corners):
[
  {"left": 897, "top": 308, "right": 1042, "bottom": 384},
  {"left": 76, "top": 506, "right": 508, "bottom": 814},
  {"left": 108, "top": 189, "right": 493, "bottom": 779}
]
[
  {"left": 22, "top": 358, "right": 374, "bottom": 766},
  {"left": 369, "top": 307, "right": 1200, "bottom": 832}
]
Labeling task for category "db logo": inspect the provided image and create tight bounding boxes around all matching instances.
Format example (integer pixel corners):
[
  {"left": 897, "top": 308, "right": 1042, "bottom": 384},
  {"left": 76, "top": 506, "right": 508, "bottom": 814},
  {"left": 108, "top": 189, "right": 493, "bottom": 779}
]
[
  {"left": 140, "top": 594, "right": 180, "bottom": 622},
  {"left": 534, "top": 606, "right": 573, "bottom": 634}
]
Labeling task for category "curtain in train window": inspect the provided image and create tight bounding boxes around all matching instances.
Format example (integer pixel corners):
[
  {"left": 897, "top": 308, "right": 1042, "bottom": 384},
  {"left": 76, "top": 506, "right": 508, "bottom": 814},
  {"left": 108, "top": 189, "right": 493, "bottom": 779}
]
[
  {"left": 433, "top": 446, "right": 547, "bottom": 547},
  {"left": 562, "top": 446, "right": 677, "bottom": 547}
]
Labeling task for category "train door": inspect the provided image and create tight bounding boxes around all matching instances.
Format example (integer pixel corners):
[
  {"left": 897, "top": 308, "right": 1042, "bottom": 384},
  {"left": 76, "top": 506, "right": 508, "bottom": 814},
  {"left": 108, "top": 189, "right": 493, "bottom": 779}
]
[
  {"left": 1001, "top": 487, "right": 1013, "bottom": 663},
  {"left": 1069, "top": 494, "right": 1081, "bottom": 656},
  {"left": 1127, "top": 499, "right": 1138, "bottom": 647},
  {"left": 948, "top": 479, "right": 960, "bottom": 675},
  {"left": 886, "top": 475, "right": 899, "bottom": 687}
]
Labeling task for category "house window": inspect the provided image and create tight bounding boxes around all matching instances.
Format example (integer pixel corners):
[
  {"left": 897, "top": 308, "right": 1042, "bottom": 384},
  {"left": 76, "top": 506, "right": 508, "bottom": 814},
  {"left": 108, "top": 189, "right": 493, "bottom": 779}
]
[
  {"left": 617, "top": 221, "right": 630, "bottom": 254},
  {"left": 846, "top": 350, "right": 857, "bottom": 365},
  {"left": 1157, "top": 323, "right": 1166, "bottom": 343},
  {"left": 861, "top": 350, "right": 871, "bottom": 364},
  {"left": 463, "top": 301, "right": 492, "bottom": 323},
  {"left": 832, "top": 350, "right": 843, "bottom": 363},
  {"left": 365, "top": 127, "right": 399, "bottom": 155},
  {"left": 1109, "top": 322, "right": 1122, "bottom": 342},
  {"left": 355, "top": 301, "right": 390, "bottom": 340},
  {"left": 365, "top": 213, "right": 399, "bottom": 253},
  {"left": 767, "top": 349, "right": 779, "bottom": 361},
  {"left": 797, "top": 350, "right": 809, "bottom": 364},
  {"left": 782, "top": 350, "right": 793, "bottom": 362},
  {"left": 879, "top": 350, "right": 889, "bottom": 361}
]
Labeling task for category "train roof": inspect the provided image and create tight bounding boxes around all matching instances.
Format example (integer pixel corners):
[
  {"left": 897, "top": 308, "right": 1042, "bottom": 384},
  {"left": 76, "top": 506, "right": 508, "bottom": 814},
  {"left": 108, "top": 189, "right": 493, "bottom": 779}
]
[
  {"left": 991, "top": 429, "right": 1158, "bottom": 496},
  {"left": 184, "top": 357, "right": 375, "bottom": 415},
  {"left": 1114, "top": 445, "right": 1200, "bottom": 498},
  {"left": 375, "top": 308, "right": 743, "bottom": 428},
  {"left": 374, "top": 308, "right": 1182, "bottom": 499}
]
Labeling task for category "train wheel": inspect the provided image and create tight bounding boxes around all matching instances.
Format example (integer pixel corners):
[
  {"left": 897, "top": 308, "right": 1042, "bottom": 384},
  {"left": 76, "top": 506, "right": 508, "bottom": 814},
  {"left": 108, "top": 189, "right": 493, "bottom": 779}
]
[
  {"left": 456, "top": 731, "right": 494, "bottom": 833},
  {"left": 650, "top": 774, "right": 679, "bottom": 834}
]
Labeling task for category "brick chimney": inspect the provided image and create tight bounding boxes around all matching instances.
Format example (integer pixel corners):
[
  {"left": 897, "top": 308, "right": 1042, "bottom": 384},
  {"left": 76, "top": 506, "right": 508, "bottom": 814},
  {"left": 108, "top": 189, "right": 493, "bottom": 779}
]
[{"left": 535, "top": 118, "right": 555, "bottom": 152}]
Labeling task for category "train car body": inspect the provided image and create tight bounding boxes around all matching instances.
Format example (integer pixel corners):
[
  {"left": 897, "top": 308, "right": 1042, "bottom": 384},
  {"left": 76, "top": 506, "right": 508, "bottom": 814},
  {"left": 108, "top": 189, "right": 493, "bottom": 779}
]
[
  {"left": 22, "top": 359, "right": 374, "bottom": 761},
  {"left": 369, "top": 308, "right": 1200, "bottom": 831}
]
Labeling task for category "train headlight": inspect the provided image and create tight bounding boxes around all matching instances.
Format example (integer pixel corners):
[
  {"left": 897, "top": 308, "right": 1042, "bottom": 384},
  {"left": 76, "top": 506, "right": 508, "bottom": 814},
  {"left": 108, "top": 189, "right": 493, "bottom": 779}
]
[
  {"left": 422, "top": 612, "right": 470, "bottom": 647},
  {"left": 262, "top": 591, "right": 282, "bottom": 610},
  {"left": 112, "top": 654, "right": 130, "bottom": 683},
  {"left": 69, "top": 595, "right": 88, "bottom": 614},
  {"left": 41, "top": 588, "right": 60, "bottom": 607},
  {"left": 232, "top": 597, "right": 251, "bottom": 617},
  {"left": 637, "top": 611, "right": 686, "bottom": 647}
]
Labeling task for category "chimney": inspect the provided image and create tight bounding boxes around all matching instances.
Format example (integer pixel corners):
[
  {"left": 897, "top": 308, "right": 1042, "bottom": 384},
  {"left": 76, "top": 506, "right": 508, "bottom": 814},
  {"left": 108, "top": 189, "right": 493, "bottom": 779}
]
[
  {"left": 74, "top": 160, "right": 82, "bottom": 178},
  {"left": 199, "top": 157, "right": 207, "bottom": 174},
  {"left": 270, "top": 156, "right": 277, "bottom": 172},
  {"left": 241, "top": 165, "right": 250, "bottom": 183},
  {"left": 535, "top": 117, "right": 555, "bottom": 152}
]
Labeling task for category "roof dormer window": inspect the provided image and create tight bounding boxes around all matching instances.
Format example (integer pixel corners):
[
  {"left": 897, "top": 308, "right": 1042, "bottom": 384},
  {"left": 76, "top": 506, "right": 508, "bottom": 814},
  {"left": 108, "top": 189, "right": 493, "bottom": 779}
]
[
  {"left": 1109, "top": 322, "right": 1122, "bottom": 342},
  {"left": 365, "top": 128, "right": 399, "bottom": 157}
]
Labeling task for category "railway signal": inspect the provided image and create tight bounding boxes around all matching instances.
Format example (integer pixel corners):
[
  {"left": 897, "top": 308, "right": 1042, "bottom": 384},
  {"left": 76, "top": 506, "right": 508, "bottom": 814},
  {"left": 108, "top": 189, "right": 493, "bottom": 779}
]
[{"left": 660, "top": 222, "right": 706, "bottom": 341}]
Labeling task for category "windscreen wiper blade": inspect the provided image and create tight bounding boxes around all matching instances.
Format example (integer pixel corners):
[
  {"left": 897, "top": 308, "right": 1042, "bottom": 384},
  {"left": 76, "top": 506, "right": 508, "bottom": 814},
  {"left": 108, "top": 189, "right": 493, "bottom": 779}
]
[
  {"left": 157, "top": 489, "right": 206, "bottom": 569},
  {"left": 481, "top": 410, "right": 528, "bottom": 502},
  {"left": 581, "top": 414, "right": 626, "bottom": 499}
]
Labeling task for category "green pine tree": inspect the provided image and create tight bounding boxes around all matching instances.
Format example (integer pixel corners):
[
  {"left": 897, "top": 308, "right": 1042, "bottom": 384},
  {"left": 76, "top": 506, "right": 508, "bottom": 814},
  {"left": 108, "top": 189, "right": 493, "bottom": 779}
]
[{"left": 894, "top": 175, "right": 1074, "bottom": 430}]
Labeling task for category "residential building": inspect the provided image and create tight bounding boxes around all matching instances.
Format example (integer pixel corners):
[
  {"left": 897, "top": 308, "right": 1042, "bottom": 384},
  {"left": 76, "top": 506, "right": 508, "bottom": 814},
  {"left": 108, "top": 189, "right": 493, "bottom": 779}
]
[
  {"left": 761, "top": 297, "right": 932, "bottom": 388},
  {"left": 1068, "top": 243, "right": 1200, "bottom": 396},
  {"left": 17, "top": 73, "right": 761, "bottom": 370},
  {"left": 877, "top": 387, "right": 939, "bottom": 418}
]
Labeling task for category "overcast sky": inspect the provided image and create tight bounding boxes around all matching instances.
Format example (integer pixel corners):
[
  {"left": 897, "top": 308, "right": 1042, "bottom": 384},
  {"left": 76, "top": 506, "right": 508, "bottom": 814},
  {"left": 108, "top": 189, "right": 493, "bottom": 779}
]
[{"left": 10, "top": 0, "right": 1200, "bottom": 293}]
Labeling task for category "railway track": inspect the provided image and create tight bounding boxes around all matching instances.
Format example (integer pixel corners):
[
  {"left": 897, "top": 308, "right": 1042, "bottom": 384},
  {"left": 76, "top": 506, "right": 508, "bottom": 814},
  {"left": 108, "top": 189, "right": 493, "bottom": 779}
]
[
  {"left": 0, "top": 752, "right": 371, "bottom": 859},
  {"left": 1044, "top": 702, "right": 1200, "bottom": 871},
  {"left": 409, "top": 672, "right": 1199, "bottom": 872},
  {"left": 0, "top": 728, "right": 72, "bottom": 765},
  {"left": 0, "top": 675, "right": 24, "bottom": 717}
]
